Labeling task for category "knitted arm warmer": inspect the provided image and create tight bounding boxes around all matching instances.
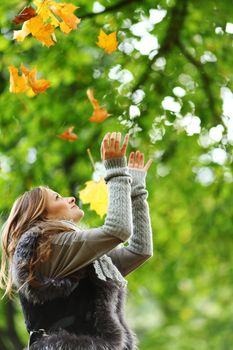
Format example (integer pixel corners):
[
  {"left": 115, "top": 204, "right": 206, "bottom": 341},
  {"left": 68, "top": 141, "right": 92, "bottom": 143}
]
[
  {"left": 126, "top": 168, "right": 153, "bottom": 256},
  {"left": 103, "top": 156, "right": 133, "bottom": 242}
]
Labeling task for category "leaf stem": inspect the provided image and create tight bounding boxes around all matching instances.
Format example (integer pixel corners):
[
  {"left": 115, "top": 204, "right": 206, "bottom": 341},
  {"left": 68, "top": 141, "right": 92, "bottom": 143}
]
[{"left": 87, "top": 148, "right": 96, "bottom": 171}]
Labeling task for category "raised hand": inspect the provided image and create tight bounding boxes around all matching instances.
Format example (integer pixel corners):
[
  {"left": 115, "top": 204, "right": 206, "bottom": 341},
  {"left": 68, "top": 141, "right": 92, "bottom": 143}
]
[
  {"left": 101, "top": 132, "right": 129, "bottom": 161},
  {"left": 128, "top": 151, "right": 153, "bottom": 172}
]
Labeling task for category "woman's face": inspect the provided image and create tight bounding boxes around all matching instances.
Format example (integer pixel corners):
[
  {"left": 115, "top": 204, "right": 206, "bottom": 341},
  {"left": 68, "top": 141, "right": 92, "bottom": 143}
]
[{"left": 45, "top": 189, "right": 84, "bottom": 223}]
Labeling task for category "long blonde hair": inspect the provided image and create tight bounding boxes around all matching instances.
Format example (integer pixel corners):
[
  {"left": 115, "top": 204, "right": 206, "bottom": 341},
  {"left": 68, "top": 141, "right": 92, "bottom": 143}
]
[{"left": 0, "top": 186, "right": 75, "bottom": 298}]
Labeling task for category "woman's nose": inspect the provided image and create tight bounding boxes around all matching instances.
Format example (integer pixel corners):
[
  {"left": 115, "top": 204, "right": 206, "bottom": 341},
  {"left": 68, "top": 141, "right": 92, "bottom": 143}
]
[{"left": 67, "top": 197, "right": 76, "bottom": 204}]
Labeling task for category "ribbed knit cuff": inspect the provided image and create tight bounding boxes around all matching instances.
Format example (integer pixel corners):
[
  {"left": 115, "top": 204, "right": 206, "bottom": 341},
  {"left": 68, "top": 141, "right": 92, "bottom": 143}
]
[
  {"left": 128, "top": 168, "right": 146, "bottom": 187},
  {"left": 128, "top": 168, "right": 147, "bottom": 198},
  {"left": 104, "top": 156, "right": 127, "bottom": 169},
  {"left": 104, "top": 156, "right": 132, "bottom": 184}
]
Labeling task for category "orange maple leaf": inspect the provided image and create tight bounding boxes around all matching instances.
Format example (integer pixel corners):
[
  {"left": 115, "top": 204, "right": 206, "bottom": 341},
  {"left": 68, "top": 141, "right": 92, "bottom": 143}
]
[
  {"left": 34, "top": 0, "right": 81, "bottom": 34},
  {"left": 96, "top": 29, "right": 118, "bottom": 54},
  {"left": 8, "top": 65, "right": 28, "bottom": 93},
  {"left": 57, "top": 126, "right": 78, "bottom": 141},
  {"left": 49, "top": 2, "right": 81, "bottom": 33},
  {"left": 13, "top": 1, "right": 80, "bottom": 45},
  {"left": 8, "top": 65, "right": 50, "bottom": 94},
  {"left": 13, "top": 6, "right": 37, "bottom": 25},
  {"left": 13, "top": 15, "right": 56, "bottom": 47},
  {"left": 87, "top": 89, "right": 111, "bottom": 123},
  {"left": 20, "top": 65, "right": 51, "bottom": 93}
]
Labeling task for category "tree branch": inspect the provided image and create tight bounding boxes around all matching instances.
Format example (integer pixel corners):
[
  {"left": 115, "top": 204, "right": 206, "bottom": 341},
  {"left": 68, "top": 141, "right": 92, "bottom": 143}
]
[
  {"left": 132, "top": 0, "right": 189, "bottom": 92},
  {"left": 81, "top": 0, "right": 140, "bottom": 19},
  {"left": 131, "top": 0, "right": 220, "bottom": 124},
  {"left": 0, "top": 329, "right": 8, "bottom": 350},
  {"left": 176, "top": 40, "right": 220, "bottom": 123}
]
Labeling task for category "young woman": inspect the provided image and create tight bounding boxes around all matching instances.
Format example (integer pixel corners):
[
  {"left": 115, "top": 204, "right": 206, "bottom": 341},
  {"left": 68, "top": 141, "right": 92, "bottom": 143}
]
[{"left": 0, "top": 131, "right": 153, "bottom": 350}]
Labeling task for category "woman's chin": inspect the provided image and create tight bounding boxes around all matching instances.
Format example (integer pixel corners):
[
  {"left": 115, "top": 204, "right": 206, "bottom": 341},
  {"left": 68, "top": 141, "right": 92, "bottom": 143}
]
[{"left": 74, "top": 210, "right": 84, "bottom": 222}]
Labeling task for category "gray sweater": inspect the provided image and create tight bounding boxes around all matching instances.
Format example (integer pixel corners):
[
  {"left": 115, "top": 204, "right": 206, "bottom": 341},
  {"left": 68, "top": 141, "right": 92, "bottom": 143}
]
[{"left": 37, "top": 156, "right": 153, "bottom": 280}]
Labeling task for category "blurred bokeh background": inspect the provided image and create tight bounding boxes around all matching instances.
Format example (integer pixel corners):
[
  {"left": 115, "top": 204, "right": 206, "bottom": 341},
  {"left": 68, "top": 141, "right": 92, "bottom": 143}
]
[{"left": 0, "top": 0, "right": 233, "bottom": 349}]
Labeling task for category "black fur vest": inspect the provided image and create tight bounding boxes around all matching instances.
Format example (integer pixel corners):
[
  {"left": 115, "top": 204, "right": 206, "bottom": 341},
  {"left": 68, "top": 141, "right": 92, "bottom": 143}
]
[{"left": 12, "top": 228, "right": 138, "bottom": 350}]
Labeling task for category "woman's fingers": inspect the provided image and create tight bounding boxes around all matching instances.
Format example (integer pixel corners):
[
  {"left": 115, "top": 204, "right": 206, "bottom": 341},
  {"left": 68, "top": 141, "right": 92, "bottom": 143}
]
[
  {"left": 101, "top": 132, "right": 110, "bottom": 148},
  {"left": 135, "top": 151, "right": 140, "bottom": 167},
  {"left": 115, "top": 132, "right": 121, "bottom": 151},
  {"left": 144, "top": 158, "right": 153, "bottom": 171},
  {"left": 130, "top": 151, "right": 144, "bottom": 168},
  {"left": 128, "top": 151, "right": 153, "bottom": 171},
  {"left": 110, "top": 132, "right": 116, "bottom": 151},
  {"left": 139, "top": 153, "right": 144, "bottom": 168},
  {"left": 100, "top": 132, "right": 110, "bottom": 159},
  {"left": 101, "top": 132, "right": 129, "bottom": 160},
  {"left": 120, "top": 133, "right": 129, "bottom": 154},
  {"left": 128, "top": 152, "right": 135, "bottom": 167}
]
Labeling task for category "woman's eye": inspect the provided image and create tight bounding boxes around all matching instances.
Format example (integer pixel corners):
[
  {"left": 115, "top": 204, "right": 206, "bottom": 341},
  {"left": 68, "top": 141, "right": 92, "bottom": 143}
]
[{"left": 56, "top": 195, "right": 61, "bottom": 200}]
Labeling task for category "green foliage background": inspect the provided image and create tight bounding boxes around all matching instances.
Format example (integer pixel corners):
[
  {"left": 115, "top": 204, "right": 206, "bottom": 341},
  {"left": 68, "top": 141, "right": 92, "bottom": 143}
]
[{"left": 0, "top": 0, "right": 233, "bottom": 349}]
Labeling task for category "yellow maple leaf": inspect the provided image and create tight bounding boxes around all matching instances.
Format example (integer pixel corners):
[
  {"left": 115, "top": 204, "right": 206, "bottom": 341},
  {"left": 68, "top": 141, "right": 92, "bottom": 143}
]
[
  {"left": 13, "top": 21, "right": 31, "bottom": 42},
  {"left": 14, "top": 15, "right": 56, "bottom": 47},
  {"left": 34, "top": 0, "right": 81, "bottom": 34},
  {"left": 26, "top": 15, "right": 55, "bottom": 47},
  {"left": 96, "top": 29, "right": 118, "bottom": 54},
  {"left": 79, "top": 177, "right": 108, "bottom": 218}
]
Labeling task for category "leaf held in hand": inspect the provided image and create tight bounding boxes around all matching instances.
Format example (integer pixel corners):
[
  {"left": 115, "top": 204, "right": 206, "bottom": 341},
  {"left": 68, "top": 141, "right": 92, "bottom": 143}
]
[
  {"left": 57, "top": 126, "right": 78, "bottom": 141},
  {"left": 96, "top": 29, "right": 118, "bottom": 54},
  {"left": 79, "top": 177, "right": 108, "bottom": 218},
  {"left": 87, "top": 89, "right": 111, "bottom": 123}
]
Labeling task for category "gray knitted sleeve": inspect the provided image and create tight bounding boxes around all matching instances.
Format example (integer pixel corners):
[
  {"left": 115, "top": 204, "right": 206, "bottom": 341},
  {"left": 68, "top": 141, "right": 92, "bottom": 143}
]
[
  {"left": 37, "top": 156, "right": 134, "bottom": 278},
  {"left": 126, "top": 168, "right": 153, "bottom": 256},
  {"left": 107, "top": 168, "right": 153, "bottom": 276},
  {"left": 102, "top": 156, "right": 133, "bottom": 241}
]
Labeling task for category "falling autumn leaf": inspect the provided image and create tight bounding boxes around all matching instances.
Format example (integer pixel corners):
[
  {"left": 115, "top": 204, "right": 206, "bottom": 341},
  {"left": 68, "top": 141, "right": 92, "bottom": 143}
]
[
  {"left": 13, "top": 6, "right": 37, "bottom": 25},
  {"left": 87, "top": 89, "right": 111, "bottom": 123},
  {"left": 57, "top": 126, "right": 78, "bottom": 141},
  {"left": 14, "top": 15, "right": 56, "bottom": 47},
  {"left": 34, "top": 0, "right": 80, "bottom": 33},
  {"left": 49, "top": 2, "right": 81, "bottom": 33},
  {"left": 13, "top": 0, "right": 80, "bottom": 46},
  {"left": 79, "top": 177, "right": 108, "bottom": 218},
  {"left": 8, "top": 65, "right": 28, "bottom": 93},
  {"left": 27, "top": 15, "right": 56, "bottom": 47},
  {"left": 20, "top": 65, "right": 51, "bottom": 93},
  {"left": 96, "top": 29, "right": 118, "bottom": 54},
  {"left": 8, "top": 65, "right": 50, "bottom": 94}
]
